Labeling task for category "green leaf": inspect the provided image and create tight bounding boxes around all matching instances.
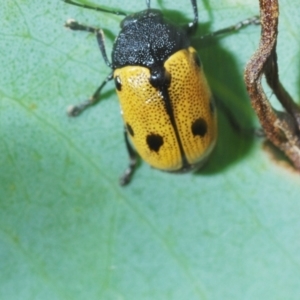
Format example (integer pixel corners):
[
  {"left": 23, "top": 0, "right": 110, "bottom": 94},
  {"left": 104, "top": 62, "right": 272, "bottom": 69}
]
[{"left": 1, "top": 0, "right": 300, "bottom": 299}]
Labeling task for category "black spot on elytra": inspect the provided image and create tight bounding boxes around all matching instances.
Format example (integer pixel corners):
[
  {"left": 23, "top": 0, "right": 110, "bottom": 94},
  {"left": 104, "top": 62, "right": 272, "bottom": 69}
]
[
  {"left": 146, "top": 134, "right": 164, "bottom": 152},
  {"left": 114, "top": 76, "right": 122, "bottom": 91},
  {"left": 193, "top": 52, "right": 201, "bottom": 68},
  {"left": 192, "top": 118, "right": 207, "bottom": 137},
  {"left": 126, "top": 123, "right": 134, "bottom": 137}
]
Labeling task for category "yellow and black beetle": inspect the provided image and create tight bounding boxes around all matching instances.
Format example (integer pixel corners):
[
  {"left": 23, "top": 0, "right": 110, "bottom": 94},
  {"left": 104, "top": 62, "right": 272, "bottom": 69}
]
[{"left": 64, "top": 0, "right": 217, "bottom": 185}]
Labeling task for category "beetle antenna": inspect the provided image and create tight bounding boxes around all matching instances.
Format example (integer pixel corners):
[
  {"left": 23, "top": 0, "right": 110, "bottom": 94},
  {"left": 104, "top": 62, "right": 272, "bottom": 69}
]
[
  {"left": 63, "top": 0, "right": 127, "bottom": 16},
  {"left": 146, "top": 0, "right": 150, "bottom": 9}
]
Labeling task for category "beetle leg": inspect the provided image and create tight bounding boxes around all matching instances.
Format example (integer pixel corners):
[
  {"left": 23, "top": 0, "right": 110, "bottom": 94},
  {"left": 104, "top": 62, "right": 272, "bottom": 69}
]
[
  {"left": 67, "top": 73, "right": 113, "bottom": 116},
  {"left": 65, "top": 19, "right": 114, "bottom": 116},
  {"left": 201, "top": 16, "right": 260, "bottom": 39},
  {"left": 120, "top": 129, "right": 138, "bottom": 186},
  {"left": 65, "top": 19, "right": 112, "bottom": 68},
  {"left": 187, "top": 0, "right": 198, "bottom": 34}
]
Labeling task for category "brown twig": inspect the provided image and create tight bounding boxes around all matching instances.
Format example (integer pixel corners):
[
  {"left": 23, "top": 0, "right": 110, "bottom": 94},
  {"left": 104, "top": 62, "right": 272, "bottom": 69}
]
[{"left": 244, "top": 0, "right": 300, "bottom": 169}]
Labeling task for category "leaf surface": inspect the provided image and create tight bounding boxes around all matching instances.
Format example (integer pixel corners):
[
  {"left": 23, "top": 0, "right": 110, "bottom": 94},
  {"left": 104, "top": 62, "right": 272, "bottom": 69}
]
[{"left": 1, "top": 0, "right": 300, "bottom": 299}]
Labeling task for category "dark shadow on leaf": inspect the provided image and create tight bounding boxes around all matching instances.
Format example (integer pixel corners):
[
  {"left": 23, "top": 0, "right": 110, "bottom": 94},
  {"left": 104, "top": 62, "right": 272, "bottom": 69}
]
[{"left": 192, "top": 21, "right": 258, "bottom": 174}]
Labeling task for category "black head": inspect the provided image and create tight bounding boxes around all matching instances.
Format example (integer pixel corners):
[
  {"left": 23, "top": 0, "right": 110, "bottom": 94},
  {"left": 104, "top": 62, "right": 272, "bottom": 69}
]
[{"left": 112, "top": 8, "right": 192, "bottom": 69}]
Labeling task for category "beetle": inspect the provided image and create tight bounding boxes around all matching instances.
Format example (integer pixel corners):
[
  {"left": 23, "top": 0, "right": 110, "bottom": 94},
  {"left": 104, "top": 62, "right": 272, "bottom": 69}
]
[{"left": 63, "top": 0, "right": 259, "bottom": 185}]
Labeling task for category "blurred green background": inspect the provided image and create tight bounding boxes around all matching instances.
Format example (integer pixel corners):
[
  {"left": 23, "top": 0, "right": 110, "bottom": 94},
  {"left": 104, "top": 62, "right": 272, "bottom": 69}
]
[{"left": 1, "top": 0, "right": 300, "bottom": 299}]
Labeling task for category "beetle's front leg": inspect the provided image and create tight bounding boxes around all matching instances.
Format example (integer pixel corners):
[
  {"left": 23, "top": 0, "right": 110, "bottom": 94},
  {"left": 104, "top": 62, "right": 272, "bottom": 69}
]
[{"left": 67, "top": 73, "right": 113, "bottom": 116}]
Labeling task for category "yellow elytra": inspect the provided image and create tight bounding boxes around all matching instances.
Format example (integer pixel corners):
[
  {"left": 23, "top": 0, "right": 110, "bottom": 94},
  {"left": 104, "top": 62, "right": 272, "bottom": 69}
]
[{"left": 114, "top": 47, "right": 217, "bottom": 171}]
